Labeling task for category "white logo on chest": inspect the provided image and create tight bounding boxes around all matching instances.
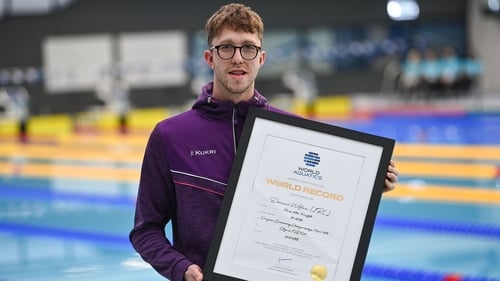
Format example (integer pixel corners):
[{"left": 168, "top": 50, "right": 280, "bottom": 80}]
[{"left": 190, "top": 149, "right": 217, "bottom": 156}]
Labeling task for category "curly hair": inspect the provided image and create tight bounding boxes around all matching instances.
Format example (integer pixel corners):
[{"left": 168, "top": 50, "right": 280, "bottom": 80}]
[{"left": 205, "top": 3, "right": 264, "bottom": 46}]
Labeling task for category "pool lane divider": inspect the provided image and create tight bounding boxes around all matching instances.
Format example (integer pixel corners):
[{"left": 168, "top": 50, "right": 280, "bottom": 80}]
[
  {"left": 375, "top": 216, "right": 500, "bottom": 239},
  {"left": 0, "top": 221, "right": 130, "bottom": 248},
  {"left": 1, "top": 185, "right": 498, "bottom": 280},
  {"left": 394, "top": 144, "right": 500, "bottom": 161},
  {"left": 2, "top": 184, "right": 499, "bottom": 240},
  {"left": 363, "top": 263, "right": 500, "bottom": 281},
  {"left": 396, "top": 161, "right": 498, "bottom": 179},
  {"left": 0, "top": 162, "right": 140, "bottom": 181},
  {"left": 0, "top": 220, "right": 497, "bottom": 281},
  {"left": 0, "top": 184, "right": 135, "bottom": 206},
  {"left": 385, "top": 184, "right": 500, "bottom": 204}
]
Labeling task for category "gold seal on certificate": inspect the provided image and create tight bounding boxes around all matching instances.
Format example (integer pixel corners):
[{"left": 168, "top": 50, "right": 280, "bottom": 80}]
[{"left": 310, "top": 265, "right": 328, "bottom": 281}]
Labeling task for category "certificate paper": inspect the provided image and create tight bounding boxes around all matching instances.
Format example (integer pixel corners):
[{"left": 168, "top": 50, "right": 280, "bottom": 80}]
[{"left": 204, "top": 108, "right": 394, "bottom": 281}]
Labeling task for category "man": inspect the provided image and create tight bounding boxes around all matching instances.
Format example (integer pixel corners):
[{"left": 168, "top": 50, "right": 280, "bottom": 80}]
[{"left": 129, "top": 3, "right": 399, "bottom": 281}]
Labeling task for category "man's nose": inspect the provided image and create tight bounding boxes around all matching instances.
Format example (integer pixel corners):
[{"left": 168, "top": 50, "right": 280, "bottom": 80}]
[{"left": 231, "top": 47, "right": 244, "bottom": 63}]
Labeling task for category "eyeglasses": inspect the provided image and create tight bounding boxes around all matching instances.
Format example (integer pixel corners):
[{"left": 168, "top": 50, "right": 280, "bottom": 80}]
[{"left": 210, "top": 44, "right": 261, "bottom": 60}]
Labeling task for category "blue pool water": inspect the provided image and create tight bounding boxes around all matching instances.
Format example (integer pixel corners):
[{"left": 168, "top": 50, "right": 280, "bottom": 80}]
[
  {"left": 331, "top": 112, "right": 500, "bottom": 145},
  {"left": 1, "top": 112, "right": 500, "bottom": 281}
]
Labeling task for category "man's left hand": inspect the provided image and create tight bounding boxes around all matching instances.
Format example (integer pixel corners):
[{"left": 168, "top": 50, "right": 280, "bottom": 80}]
[{"left": 383, "top": 160, "right": 399, "bottom": 193}]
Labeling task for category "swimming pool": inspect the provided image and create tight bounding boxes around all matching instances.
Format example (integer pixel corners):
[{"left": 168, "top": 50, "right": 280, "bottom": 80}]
[{"left": 1, "top": 113, "right": 499, "bottom": 281}]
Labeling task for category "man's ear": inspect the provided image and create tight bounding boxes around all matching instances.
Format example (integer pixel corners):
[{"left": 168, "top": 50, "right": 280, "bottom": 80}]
[
  {"left": 204, "top": 50, "right": 214, "bottom": 69},
  {"left": 258, "top": 50, "right": 267, "bottom": 67}
]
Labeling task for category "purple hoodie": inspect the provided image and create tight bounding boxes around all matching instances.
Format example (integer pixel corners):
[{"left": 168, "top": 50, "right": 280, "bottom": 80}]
[{"left": 129, "top": 82, "right": 290, "bottom": 281}]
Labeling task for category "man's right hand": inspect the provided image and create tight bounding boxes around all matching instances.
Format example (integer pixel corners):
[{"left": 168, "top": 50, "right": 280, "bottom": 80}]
[{"left": 185, "top": 264, "right": 203, "bottom": 281}]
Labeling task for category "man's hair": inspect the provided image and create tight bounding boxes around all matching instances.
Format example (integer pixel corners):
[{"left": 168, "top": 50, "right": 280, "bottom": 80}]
[{"left": 205, "top": 3, "right": 264, "bottom": 46}]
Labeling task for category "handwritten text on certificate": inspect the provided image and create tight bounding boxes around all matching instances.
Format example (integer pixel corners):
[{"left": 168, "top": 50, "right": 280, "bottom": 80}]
[{"left": 233, "top": 135, "right": 365, "bottom": 280}]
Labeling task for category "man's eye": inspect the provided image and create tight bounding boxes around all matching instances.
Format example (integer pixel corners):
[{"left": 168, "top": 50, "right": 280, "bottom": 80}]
[
  {"left": 219, "top": 45, "right": 233, "bottom": 50},
  {"left": 242, "top": 45, "right": 256, "bottom": 51}
]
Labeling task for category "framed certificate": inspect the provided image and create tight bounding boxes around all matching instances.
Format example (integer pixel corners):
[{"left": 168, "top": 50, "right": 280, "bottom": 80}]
[{"left": 204, "top": 107, "right": 394, "bottom": 281}]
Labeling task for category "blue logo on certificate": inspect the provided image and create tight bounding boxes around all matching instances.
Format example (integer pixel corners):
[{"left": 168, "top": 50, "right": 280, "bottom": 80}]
[
  {"left": 294, "top": 151, "right": 322, "bottom": 180},
  {"left": 304, "top": 151, "right": 320, "bottom": 167}
]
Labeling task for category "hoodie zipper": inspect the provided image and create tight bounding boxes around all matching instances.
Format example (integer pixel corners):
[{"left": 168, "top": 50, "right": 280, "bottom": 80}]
[
  {"left": 232, "top": 107, "right": 238, "bottom": 155},
  {"left": 208, "top": 95, "right": 238, "bottom": 155}
]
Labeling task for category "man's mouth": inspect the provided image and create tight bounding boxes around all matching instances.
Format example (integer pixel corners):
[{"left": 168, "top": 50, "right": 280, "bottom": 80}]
[{"left": 229, "top": 70, "right": 246, "bottom": 76}]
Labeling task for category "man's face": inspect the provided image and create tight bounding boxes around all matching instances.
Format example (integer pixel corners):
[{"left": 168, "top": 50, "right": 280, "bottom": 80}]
[{"left": 204, "top": 28, "right": 266, "bottom": 103}]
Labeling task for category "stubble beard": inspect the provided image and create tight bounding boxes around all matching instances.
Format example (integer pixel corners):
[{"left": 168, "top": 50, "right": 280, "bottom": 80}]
[{"left": 217, "top": 74, "right": 254, "bottom": 100}]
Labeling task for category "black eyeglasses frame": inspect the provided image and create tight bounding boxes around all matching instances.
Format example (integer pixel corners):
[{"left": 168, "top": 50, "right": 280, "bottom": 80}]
[{"left": 209, "top": 44, "right": 262, "bottom": 60}]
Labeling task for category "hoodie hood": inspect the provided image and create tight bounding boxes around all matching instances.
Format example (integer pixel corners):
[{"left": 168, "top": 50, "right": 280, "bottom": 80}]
[{"left": 192, "top": 82, "right": 269, "bottom": 122}]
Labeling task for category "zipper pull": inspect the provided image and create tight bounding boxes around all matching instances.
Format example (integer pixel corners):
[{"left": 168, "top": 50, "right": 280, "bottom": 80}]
[{"left": 233, "top": 107, "right": 238, "bottom": 125}]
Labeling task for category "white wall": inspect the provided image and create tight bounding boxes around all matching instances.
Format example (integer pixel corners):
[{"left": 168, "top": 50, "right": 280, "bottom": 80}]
[{"left": 468, "top": 0, "right": 500, "bottom": 93}]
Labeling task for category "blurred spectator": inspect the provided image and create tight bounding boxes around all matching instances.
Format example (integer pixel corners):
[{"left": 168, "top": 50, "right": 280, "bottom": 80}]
[
  {"left": 395, "top": 46, "right": 483, "bottom": 100},
  {"left": 282, "top": 68, "right": 318, "bottom": 118},
  {"left": 95, "top": 68, "right": 131, "bottom": 134},
  {"left": 0, "top": 87, "right": 30, "bottom": 142},
  {"left": 459, "top": 51, "right": 483, "bottom": 94},
  {"left": 398, "top": 48, "right": 423, "bottom": 100},
  {"left": 419, "top": 48, "right": 443, "bottom": 98},
  {"left": 439, "top": 46, "right": 462, "bottom": 96}
]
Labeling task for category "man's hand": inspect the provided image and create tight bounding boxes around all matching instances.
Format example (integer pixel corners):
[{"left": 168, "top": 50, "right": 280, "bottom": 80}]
[
  {"left": 185, "top": 264, "right": 203, "bottom": 281},
  {"left": 383, "top": 160, "right": 399, "bottom": 193}
]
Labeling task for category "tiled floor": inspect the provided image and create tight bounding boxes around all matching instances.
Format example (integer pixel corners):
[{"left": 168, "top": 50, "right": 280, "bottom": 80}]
[{"left": 1, "top": 111, "right": 499, "bottom": 281}]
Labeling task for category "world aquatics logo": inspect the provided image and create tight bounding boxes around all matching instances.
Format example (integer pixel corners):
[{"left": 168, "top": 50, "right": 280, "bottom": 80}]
[
  {"left": 303, "top": 151, "right": 320, "bottom": 167},
  {"left": 294, "top": 151, "right": 322, "bottom": 180}
]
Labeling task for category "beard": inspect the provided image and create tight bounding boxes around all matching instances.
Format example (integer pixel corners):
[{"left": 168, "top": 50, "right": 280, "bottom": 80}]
[{"left": 215, "top": 71, "right": 255, "bottom": 98}]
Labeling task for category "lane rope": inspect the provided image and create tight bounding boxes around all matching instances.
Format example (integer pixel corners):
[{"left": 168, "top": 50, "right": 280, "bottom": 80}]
[
  {"left": 376, "top": 216, "right": 500, "bottom": 239},
  {"left": 363, "top": 263, "right": 500, "bottom": 281}
]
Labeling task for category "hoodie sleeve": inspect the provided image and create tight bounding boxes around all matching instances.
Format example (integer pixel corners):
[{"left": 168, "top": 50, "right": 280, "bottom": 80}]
[{"left": 129, "top": 124, "right": 193, "bottom": 281}]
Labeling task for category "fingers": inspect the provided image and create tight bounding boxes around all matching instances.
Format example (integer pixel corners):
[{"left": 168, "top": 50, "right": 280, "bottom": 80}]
[
  {"left": 383, "top": 160, "right": 399, "bottom": 193},
  {"left": 388, "top": 160, "right": 399, "bottom": 177},
  {"left": 387, "top": 169, "right": 398, "bottom": 183},
  {"left": 384, "top": 178, "right": 396, "bottom": 192},
  {"left": 185, "top": 264, "right": 203, "bottom": 281}
]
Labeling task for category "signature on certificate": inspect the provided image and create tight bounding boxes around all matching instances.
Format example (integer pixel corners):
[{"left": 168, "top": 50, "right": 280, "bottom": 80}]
[{"left": 269, "top": 196, "right": 332, "bottom": 216}]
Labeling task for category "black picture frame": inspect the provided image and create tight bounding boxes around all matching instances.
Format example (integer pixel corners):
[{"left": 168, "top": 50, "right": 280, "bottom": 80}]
[{"left": 204, "top": 107, "right": 394, "bottom": 281}]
